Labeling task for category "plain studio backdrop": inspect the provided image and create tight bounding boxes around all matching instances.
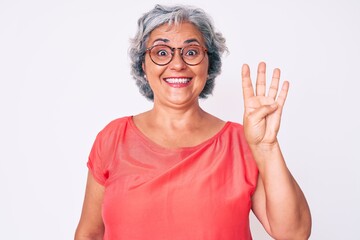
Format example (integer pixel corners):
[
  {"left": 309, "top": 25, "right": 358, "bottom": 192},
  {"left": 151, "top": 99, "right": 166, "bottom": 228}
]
[{"left": 1, "top": 0, "right": 359, "bottom": 239}]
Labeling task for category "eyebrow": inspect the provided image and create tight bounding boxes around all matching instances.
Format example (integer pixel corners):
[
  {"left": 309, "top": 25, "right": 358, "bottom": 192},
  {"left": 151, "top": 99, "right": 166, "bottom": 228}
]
[
  {"left": 152, "top": 38, "right": 169, "bottom": 44},
  {"left": 184, "top": 38, "right": 200, "bottom": 44},
  {"left": 151, "top": 38, "right": 201, "bottom": 45}
]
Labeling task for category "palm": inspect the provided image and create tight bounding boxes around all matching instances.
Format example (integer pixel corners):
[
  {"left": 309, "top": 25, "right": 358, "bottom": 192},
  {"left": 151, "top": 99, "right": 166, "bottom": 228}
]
[{"left": 241, "top": 62, "right": 289, "bottom": 146}]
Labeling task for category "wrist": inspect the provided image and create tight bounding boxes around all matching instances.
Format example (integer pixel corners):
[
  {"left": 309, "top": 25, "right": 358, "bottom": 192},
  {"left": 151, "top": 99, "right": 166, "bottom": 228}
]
[
  {"left": 248, "top": 141, "right": 285, "bottom": 174},
  {"left": 248, "top": 140, "right": 280, "bottom": 153}
]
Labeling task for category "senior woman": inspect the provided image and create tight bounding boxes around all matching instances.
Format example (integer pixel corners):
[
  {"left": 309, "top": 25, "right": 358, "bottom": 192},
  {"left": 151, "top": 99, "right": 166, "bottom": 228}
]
[{"left": 75, "top": 4, "right": 311, "bottom": 240}]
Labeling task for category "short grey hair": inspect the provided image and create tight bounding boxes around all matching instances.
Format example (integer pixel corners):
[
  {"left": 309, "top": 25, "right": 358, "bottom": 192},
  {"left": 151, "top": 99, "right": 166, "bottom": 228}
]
[{"left": 129, "top": 4, "right": 227, "bottom": 101}]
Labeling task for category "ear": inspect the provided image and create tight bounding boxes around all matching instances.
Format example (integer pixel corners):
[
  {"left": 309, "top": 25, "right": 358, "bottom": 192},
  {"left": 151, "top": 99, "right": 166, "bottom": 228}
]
[
  {"left": 142, "top": 62, "right": 148, "bottom": 80},
  {"left": 142, "top": 62, "right": 146, "bottom": 74}
]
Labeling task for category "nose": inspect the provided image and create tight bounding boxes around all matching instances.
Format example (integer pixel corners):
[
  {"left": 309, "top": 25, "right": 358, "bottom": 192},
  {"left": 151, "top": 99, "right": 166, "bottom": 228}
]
[{"left": 168, "top": 48, "right": 187, "bottom": 70}]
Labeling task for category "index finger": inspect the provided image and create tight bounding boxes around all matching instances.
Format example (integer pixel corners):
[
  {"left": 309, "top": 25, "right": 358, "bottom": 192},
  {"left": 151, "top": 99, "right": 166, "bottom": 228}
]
[{"left": 242, "top": 64, "right": 255, "bottom": 100}]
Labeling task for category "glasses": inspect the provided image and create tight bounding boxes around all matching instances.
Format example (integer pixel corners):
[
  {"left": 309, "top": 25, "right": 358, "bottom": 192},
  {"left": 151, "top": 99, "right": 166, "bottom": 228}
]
[{"left": 146, "top": 44, "right": 207, "bottom": 66}]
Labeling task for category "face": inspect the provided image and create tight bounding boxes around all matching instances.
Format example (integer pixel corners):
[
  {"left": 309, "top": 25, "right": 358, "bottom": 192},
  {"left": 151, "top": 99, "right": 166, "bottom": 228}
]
[{"left": 143, "top": 22, "right": 209, "bottom": 108}]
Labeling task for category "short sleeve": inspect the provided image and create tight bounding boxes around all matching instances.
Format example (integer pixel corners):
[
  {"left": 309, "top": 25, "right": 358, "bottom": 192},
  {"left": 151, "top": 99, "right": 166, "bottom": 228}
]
[
  {"left": 240, "top": 134, "right": 259, "bottom": 196},
  {"left": 87, "top": 130, "right": 108, "bottom": 185},
  {"left": 86, "top": 117, "right": 129, "bottom": 186},
  {"left": 229, "top": 122, "right": 259, "bottom": 196}
]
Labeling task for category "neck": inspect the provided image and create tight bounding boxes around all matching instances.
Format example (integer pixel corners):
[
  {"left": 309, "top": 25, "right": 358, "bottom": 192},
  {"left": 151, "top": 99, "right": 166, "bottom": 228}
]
[
  {"left": 132, "top": 100, "right": 225, "bottom": 149},
  {"left": 148, "top": 102, "right": 207, "bottom": 130}
]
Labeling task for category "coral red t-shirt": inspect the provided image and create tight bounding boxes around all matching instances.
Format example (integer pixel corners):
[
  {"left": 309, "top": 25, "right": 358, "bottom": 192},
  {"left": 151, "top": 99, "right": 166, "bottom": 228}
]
[{"left": 88, "top": 116, "right": 258, "bottom": 240}]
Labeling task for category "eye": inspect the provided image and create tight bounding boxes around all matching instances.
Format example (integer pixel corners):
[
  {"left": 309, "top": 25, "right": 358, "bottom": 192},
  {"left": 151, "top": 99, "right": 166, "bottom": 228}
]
[
  {"left": 184, "top": 46, "right": 200, "bottom": 57},
  {"left": 157, "top": 49, "right": 168, "bottom": 56},
  {"left": 152, "top": 46, "right": 171, "bottom": 57}
]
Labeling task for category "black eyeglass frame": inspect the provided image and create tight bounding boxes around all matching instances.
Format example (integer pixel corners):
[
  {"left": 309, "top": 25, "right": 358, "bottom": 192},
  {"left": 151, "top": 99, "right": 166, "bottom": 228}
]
[{"left": 145, "top": 44, "right": 208, "bottom": 66}]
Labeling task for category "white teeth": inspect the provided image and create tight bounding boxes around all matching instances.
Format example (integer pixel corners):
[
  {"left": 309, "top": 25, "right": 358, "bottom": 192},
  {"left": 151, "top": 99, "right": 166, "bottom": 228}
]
[{"left": 165, "top": 78, "right": 191, "bottom": 84}]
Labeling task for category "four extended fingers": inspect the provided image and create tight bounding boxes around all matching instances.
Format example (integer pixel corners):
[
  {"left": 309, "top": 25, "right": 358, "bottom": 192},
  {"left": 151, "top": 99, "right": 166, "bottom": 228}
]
[{"left": 242, "top": 62, "right": 289, "bottom": 105}]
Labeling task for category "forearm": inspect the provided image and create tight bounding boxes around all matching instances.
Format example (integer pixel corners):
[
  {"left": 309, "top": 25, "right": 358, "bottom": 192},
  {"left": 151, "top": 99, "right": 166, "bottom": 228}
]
[{"left": 251, "top": 142, "right": 311, "bottom": 239}]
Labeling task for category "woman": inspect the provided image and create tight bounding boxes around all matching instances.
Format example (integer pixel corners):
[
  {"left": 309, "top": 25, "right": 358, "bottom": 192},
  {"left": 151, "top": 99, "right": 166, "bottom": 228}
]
[{"left": 75, "top": 4, "right": 311, "bottom": 240}]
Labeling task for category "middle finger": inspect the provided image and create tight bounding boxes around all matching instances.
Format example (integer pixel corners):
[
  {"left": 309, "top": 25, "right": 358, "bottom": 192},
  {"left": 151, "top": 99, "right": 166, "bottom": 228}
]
[{"left": 256, "top": 62, "right": 266, "bottom": 96}]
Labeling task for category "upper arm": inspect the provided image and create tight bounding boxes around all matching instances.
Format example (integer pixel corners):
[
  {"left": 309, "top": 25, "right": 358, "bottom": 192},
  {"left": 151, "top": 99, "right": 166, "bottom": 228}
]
[{"left": 75, "top": 171, "right": 105, "bottom": 240}]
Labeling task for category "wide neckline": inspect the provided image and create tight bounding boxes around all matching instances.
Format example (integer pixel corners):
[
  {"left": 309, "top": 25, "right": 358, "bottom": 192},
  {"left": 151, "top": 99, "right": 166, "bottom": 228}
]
[{"left": 128, "top": 116, "right": 231, "bottom": 153}]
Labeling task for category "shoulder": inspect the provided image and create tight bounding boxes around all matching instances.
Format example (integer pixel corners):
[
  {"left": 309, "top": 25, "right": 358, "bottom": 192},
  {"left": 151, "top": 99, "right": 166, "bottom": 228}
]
[
  {"left": 227, "top": 121, "right": 244, "bottom": 129},
  {"left": 221, "top": 121, "right": 250, "bottom": 146},
  {"left": 98, "top": 116, "right": 132, "bottom": 135},
  {"left": 94, "top": 116, "right": 132, "bottom": 145},
  {"left": 225, "top": 121, "right": 245, "bottom": 134}
]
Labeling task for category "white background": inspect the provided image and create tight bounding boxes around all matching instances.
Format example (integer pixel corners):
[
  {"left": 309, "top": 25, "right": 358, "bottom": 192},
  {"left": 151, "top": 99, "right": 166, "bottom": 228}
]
[{"left": 1, "top": 0, "right": 359, "bottom": 239}]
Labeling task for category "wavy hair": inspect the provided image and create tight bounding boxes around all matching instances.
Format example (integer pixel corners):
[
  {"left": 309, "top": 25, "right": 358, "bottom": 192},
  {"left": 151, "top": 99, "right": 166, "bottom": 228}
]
[{"left": 129, "top": 4, "right": 227, "bottom": 100}]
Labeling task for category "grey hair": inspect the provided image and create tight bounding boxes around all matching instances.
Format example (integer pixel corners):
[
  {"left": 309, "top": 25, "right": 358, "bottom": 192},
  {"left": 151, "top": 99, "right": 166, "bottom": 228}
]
[{"left": 129, "top": 4, "right": 228, "bottom": 101}]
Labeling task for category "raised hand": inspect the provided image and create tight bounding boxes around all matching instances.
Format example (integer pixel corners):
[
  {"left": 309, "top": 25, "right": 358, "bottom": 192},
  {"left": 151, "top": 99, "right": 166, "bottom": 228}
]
[{"left": 241, "top": 62, "right": 289, "bottom": 148}]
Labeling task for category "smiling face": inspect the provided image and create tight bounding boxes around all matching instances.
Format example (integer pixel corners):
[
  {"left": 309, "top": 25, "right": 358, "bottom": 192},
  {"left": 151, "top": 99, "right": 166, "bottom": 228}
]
[{"left": 143, "top": 22, "right": 209, "bottom": 109}]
